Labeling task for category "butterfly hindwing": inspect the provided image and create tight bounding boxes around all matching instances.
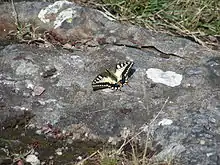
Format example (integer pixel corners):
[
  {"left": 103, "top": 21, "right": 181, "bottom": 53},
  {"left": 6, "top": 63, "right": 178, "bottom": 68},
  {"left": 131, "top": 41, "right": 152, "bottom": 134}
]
[
  {"left": 92, "top": 74, "right": 117, "bottom": 91},
  {"left": 92, "top": 61, "right": 134, "bottom": 91}
]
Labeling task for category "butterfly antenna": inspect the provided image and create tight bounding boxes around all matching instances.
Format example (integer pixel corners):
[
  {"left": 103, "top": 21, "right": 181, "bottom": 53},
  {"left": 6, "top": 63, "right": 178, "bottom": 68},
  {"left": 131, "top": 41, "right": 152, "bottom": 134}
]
[{"left": 125, "top": 82, "right": 132, "bottom": 88}]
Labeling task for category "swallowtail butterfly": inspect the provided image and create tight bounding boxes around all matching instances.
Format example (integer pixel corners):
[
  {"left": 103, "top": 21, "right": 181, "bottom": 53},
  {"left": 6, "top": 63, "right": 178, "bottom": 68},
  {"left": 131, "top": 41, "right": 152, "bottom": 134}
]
[{"left": 92, "top": 61, "right": 134, "bottom": 91}]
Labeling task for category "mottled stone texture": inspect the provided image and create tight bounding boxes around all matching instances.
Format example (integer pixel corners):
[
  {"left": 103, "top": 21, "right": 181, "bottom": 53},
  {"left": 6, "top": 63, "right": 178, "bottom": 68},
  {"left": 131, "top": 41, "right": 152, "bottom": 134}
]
[{"left": 0, "top": 1, "right": 220, "bottom": 165}]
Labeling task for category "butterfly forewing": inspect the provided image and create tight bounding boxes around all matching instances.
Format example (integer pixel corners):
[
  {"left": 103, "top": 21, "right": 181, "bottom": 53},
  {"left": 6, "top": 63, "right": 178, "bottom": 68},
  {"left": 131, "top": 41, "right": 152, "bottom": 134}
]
[{"left": 114, "top": 61, "right": 134, "bottom": 81}]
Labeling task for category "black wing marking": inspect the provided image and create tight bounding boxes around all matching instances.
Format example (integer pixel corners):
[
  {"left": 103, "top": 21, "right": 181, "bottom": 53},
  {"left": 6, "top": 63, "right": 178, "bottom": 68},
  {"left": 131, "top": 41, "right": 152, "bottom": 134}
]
[
  {"left": 115, "top": 61, "right": 134, "bottom": 81},
  {"left": 92, "top": 61, "right": 134, "bottom": 91},
  {"left": 92, "top": 74, "right": 117, "bottom": 91}
]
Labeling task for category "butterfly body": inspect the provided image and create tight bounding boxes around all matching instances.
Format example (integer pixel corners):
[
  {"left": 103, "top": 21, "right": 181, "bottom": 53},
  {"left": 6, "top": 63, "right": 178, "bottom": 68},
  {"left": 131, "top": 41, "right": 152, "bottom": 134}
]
[{"left": 92, "top": 61, "right": 134, "bottom": 91}]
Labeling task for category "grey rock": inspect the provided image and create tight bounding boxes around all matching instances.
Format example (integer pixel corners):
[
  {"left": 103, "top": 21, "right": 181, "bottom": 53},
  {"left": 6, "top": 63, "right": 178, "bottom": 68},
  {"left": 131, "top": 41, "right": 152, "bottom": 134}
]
[
  {"left": 153, "top": 143, "right": 186, "bottom": 162},
  {"left": 0, "top": 1, "right": 220, "bottom": 165}
]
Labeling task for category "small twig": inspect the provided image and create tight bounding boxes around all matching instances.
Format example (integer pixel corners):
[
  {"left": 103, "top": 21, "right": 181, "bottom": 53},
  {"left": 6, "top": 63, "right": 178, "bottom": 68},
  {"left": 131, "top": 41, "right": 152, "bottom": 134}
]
[
  {"left": 142, "top": 121, "right": 150, "bottom": 165},
  {"left": 76, "top": 151, "right": 98, "bottom": 165},
  {"left": 131, "top": 142, "right": 139, "bottom": 165},
  {"left": 11, "top": 0, "right": 19, "bottom": 27},
  {"left": 116, "top": 97, "right": 169, "bottom": 154},
  {"left": 12, "top": 148, "right": 35, "bottom": 163}
]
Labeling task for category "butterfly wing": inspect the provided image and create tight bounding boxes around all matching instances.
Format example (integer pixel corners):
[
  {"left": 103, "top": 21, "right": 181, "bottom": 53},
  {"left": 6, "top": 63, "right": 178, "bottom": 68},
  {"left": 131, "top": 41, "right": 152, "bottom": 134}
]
[
  {"left": 114, "top": 61, "right": 134, "bottom": 81},
  {"left": 92, "top": 61, "right": 134, "bottom": 91},
  {"left": 92, "top": 73, "right": 117, "bottom": 91}
]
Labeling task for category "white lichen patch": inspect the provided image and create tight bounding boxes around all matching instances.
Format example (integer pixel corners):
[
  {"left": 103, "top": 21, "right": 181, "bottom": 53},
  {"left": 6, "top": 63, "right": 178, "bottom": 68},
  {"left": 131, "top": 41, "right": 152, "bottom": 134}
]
[
  {"left": 38, "top": 0, "right": 74, "bottom": 29},
  {"left": 146, "top": 68, "right": 182, "bottom": 87},
  {"left": 26, "top": 154, "right": 40, "bottom": 165},
  {"left": 54, "top": 8, "right": 77, "bottom": 29},
  {"left": 158, "top": 118, "right": 173, "bottom": 126}
]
